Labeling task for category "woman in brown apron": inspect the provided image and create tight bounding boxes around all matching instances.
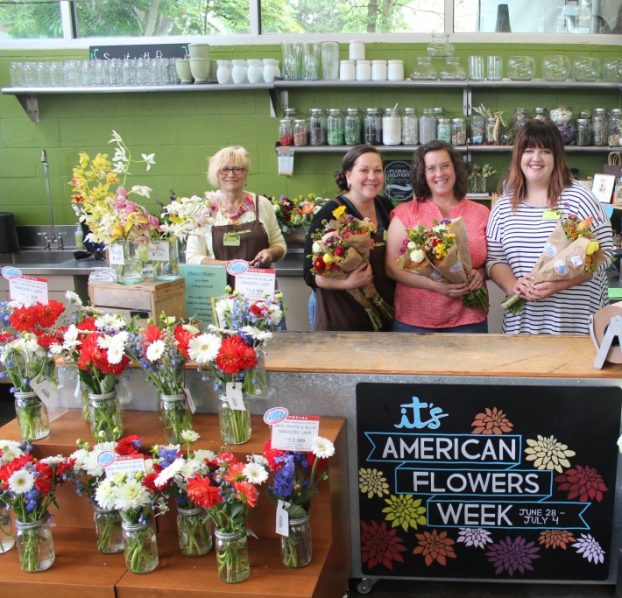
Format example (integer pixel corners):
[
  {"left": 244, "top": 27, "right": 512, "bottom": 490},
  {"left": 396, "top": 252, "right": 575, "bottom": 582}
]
[
  {"left": 303, "top": 145, "right": 395, "bottom": 331},
  {"left": 185, "top": 146, "right": 286, "bottom": 275}
]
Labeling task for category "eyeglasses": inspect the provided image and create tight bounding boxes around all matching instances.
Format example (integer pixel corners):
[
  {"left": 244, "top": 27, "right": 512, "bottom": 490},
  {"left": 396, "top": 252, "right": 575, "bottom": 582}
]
[{"left": 219, "top": 167, "right": 246, "bottom": 175}]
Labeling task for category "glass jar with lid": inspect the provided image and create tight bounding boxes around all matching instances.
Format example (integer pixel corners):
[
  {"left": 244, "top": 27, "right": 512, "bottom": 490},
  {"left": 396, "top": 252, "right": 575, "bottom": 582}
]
[
  {"left": 451, "top": 117, "right": 466, "bottom": 146},
  {"left": 436, "top": 117, "right": 451, "bottom": 143},
  {"left": 327, "top": 108, "right": 345, "bottom": 146},
  {"left": 550, "top": 105, "right": 575, "bottom": 145},
  {"left": 608, "top": 108, "right": 622, "bottom": 146},
  {"left": 470, "top": 114, "right": 485, "bottom": 145},
  {"left": 410, "top": 56, "right": 437, "bottom": 80},
  {"left": 345, "top": 107, "right": 362, "bottom": 146},
  {"left": 427, "top": 33, "right": 454, "bottom": 57},
  {"left": 364, "top": 108, "right": 382, "bottom": 145},
  {"left": 402, "top": 108, "right": 418, "bottom": 145},
  {"left": 382, "top": 107, "right": 401, "bottom": 146},
  {"left": 278, "top": 118, "right": 294, "bottom": 146},
  {"left": 439, "top": 57, "right": 466, "bottom": 81},
  {"left": 592, "top": 108, "right": 608, "bottom": 146},
  {"left": 309, "top": 108, "right": 326, "bottom": 146},
  {"left": 507, "top": 56, "right": 535, "bottom": 81},
  {"left": 575, "top": 118, "right": 591, "bottom": 146},
  {"left": 509, "top": 107, "right": 529, "bottom": 143},
  {"left": 294, "top": 119, "right": 309, "bottom": 146},
  {"left": 419, "top": 108, "right": 436, "bottom": 144},
  {"left": 533, "top": 107, "right": 548, "bottom": 121}
]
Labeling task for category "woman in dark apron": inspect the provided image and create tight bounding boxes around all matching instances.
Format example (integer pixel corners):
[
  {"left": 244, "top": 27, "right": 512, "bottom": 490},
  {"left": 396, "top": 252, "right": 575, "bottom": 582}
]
[{"left": 303, "top": 145, "right": 395, "bottom": 331}]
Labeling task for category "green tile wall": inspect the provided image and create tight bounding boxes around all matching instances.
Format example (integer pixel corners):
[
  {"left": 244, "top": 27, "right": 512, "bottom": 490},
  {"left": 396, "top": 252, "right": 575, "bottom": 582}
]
[{"left": 0, "top": 42, "right": 620, "bottom": 225}]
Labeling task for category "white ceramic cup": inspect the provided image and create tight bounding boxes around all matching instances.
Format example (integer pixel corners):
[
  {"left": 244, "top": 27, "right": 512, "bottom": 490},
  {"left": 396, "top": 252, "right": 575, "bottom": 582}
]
[
  {"left": 188, "top": 44, "right": 210, "bottom": 59},
  {"left": 189, "top": 58, "right": 210, "bottom": 83},
  {"left": 175, "top": 59, "right": 193, "bottom": 83}
]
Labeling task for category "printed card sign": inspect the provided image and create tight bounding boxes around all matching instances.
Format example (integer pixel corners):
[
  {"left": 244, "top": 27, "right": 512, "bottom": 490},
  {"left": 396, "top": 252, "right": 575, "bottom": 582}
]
[
  {"left": 105, "top": 455, "right": 146, "bottom": 477},
  {"left": 356, "top": 383, "right": 622, "bottom": 582},
  {"left": 234, "top": 267, "right": 276, "bottom": 300},
  {"left": 9, "top": 275, "right": 48, "bottom": 304},
  {"left": 179, "top": 264, "right": 227, "bottom": 327},
  {"left": 271, "top": 415, "right": 320, "bottom": 452}
]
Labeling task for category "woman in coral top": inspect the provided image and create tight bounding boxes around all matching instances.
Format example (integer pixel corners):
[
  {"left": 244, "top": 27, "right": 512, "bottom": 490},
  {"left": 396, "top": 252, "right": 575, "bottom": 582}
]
[{"left": 385, "top": 141, "right": 490, "bottom": 332}]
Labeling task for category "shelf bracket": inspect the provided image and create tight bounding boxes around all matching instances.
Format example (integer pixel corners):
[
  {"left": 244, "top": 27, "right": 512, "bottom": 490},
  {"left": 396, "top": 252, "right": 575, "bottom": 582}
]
[
  {"left": 268, "top": 87, "right": 289, "bottom": 117},
  {"left": 16, "top": 94, "right": 40, "bottom": 123}
]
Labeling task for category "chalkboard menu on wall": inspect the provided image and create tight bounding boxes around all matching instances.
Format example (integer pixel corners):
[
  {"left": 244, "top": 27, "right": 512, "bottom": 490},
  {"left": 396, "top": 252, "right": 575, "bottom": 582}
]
[
  {"left": 89, "top": 44, "right": 188, "bottom": 60},
  {"left": 356, "top": 383, "right": 621, "bottom": 581}
]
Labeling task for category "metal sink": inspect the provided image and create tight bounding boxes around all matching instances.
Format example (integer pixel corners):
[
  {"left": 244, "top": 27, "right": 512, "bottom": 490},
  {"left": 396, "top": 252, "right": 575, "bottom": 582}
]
[{"left": 9, "top": 250, "right": 77, "bottom": 264}]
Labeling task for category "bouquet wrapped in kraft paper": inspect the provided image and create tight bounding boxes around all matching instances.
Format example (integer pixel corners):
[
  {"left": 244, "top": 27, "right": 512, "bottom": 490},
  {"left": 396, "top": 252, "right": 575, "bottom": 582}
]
[
  {"left": 310, "top": 205, "right": 393, "bottom": 330},
  {"left": 396, "top": 217, "right": 488, "bottom": 310},
  {"left": 502, "top": 215, "right": 609, "bottom": 314}
]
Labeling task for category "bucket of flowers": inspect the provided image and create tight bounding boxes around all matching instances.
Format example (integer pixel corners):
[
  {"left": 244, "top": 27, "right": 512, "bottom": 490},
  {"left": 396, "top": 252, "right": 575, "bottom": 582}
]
[
  {"left": 186, "top": 450, "right": 269, "bottom": 583},
  {"left": 269, "top": 193, "right": 328, "bottom": 241}
]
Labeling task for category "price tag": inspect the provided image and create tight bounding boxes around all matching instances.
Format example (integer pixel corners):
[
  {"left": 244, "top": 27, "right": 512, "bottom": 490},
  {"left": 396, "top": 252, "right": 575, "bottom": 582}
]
[
  {"left": 276, "top": 499, "right": 290, "bottom": 536},
  {"left": 147, "top": 240, "right": 170, "bottom": 261},
  {"left": 29, "top": 375, "right": 55, "bottom": 411},
  {"left": 234, "top": 267, "right": 276, "bottom": 301},
  {"left": 184, "top": 386, "right": 197, "bottom": 414},
  {"left": 108, "top": 243, "right": 125, "bottom": 265},
  {"left": 271, "top": 415, "right": 320, "bottom": 452},
  {"left": 105, "top": 454, "right": 146, "bottom": 477},
  {"left": 225, "top": 382, "right": 246, "bottom": 411},
  {"left": 9, "top": 275, "right": 48, "bottom": 305}
]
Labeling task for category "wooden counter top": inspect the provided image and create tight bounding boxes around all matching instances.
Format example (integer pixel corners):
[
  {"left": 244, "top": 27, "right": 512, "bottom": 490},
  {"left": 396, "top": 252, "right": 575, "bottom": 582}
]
[{"left": 263, "top": 332, "right": 622, "bottom": 379}]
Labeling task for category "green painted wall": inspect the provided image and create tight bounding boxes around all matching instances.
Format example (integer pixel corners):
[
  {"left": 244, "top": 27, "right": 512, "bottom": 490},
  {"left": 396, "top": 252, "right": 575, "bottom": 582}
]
[{"left": 0, "top": 42, "right": 620, "bottom": 225}]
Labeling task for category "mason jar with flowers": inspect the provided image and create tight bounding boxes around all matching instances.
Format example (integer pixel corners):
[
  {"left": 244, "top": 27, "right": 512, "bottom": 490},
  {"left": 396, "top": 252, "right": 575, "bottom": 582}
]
[{"left": 0, "top": 439, "right": 30, "bottom": 554}]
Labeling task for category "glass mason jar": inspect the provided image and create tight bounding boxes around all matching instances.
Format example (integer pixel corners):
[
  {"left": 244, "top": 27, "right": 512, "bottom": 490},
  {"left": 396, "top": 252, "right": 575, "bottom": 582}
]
[
  {"left": 344, "top": 107, "right": 362, "bottom": 146},
  {"left": 326, "top": 108, "right": 344, "bottom": 146},
  {"left": 159, "top": 393, "right": 193, "bottom": 444},
  {"left": 436, "top": 117, "right": 451, "bottom": 143},
  {"left": 401, "top": 108, "right": 418, "bottom": 145},
  {"left": 364, "top": 107, "right": 382, "bottom": 145},
  {"left": 575, "top": 118, "right": 592, "bottom": 146},
  {"left": 122, "top": 521, "right": 159, "bottom": 574},
  {"left": 308, "top": 108, "right": 326, "bottom": 146},
  {"left": 93, "top": 506, "right": 124, "bottom": 554},
  {"left": 293, "top": 119, "right": 309, "bottom": 146},
  {"left": 550, "top": 105, "right": 575, "bottom": 145},
  {"left": 177, "top": 506, "right": 212, "bottom": 557},
  {"left": 509, "top": 107, "right": 529, "bottom": 144},
  {"left": 486, "top": 116, "right": 503, "bottom": 145},
  {"left": 533, "top": 106, "right": 548, "bottom": 121},
  {"left": 152, "top": 236, "right": 180, "bottom": 281},
  {"left": 609, "top": 108, "right": 622, "bottom": 146},
  {"left": 382, "top": 108, "right": 401, "bottom": 146},
  {"left": 281, "top": 514, "right": 312, "bottom": 568},
  {"left": 219, "top": 394, "right": 251, "bottom": 445},
  {"left": 278, "top": 117, "right": 294, "bottom": 146},
  {"left": 593, "top": 108, "right": 608, "bottom": 146},
  {"left": 470, "top": 114, "right": 485, "bottom": 145},
  {"left": 88, "top": 391, "right": 123, "bottom": 442},
  {"left": 451, "top": 117, "right": 466, "bottom": 146},
  {"left": 419, "top": 108, "right": 436, "bottom": 144},
  {"left": 214, "top": 529, "right": 250, "bottom": 583},
  {"left": 14, "top": 390, "right": 49, "bottom": 441},
  {"left": 0, "top": 505, "right": 15, "bottom": 553},
  {"left": 15, "top": 517, "right": 55, "bottom": 572},
  {"left": 108, "top": 239, "right": 144, "bottom": 285}
]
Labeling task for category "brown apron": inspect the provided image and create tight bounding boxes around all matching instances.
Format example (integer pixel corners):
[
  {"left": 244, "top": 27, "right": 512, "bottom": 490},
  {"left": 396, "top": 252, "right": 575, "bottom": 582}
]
[{"left": 315, "top": 197, "right": 395, "bottom": 331}]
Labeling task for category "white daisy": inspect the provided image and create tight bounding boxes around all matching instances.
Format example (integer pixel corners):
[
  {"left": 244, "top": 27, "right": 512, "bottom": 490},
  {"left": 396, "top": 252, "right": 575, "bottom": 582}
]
[
  {"left": 0, "top": 440, "right": 25, "bottom": 465},
  {"left": 180, "top": 429, "right": 199, "bottom": 444},
  {"left": 65, "top": 290, "right": 82, "bottom": 305},
  {"left": 146, "top": 340, "right": 166, "bottom": 362},
  {"left": 116, "top": 479, "right": 150, "bottom": 510},
  {"left": 193, "top": 449, "right": 217, "bottom": 463},
  {"left": 95, "top": 478, "right": 117, "bottom": 510},
  {"left": 243, "top": 462, "right": 268, "bottom": 485},
  {"left": 188, "top": 333, "right": 221, "bottom": 365},
  {"left": 95, "top": 313, "right": 126, "bottom": 332},
  {"left": 154, "top": 458, "right": 185, "bottom": 488},
  {"left": 311, "top": 436, "right": 335, "bottom": 459},
  {"left": 9, "top": 469, "right": 35, "bottom": 494}
]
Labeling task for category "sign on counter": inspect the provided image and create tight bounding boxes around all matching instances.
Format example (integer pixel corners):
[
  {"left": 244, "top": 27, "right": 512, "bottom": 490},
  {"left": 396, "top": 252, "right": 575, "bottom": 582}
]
[
  {"left": 179, "top": 264, "right": 226, "bottom": 328},
  {"left": 356, "top": 382, "right": 621, "bottom": 581}
]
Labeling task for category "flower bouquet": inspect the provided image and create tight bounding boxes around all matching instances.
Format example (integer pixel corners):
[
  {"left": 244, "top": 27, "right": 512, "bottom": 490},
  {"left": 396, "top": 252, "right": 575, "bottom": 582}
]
[
  {"left": 186, "top": 451, "right": 269, "bottom": 583},
  {"left": 468, "top": 163, "right": 496, "bottom": 194},
  {"left": 0, "top": 299, "right": 67, "bottom": 440},
  {"left": 270, "top": 193, "right": 328, "bottom": 235},
  {"left": 264, "top": 436, "right": 335, "bottom": 568},
  {"left": 396, "top": 217, "right": 489, "bottom": 310},
  {"left": 152, "top": 431, "right": 214, "bottom": 557},
  {"left": 0, "top": 448, "right": 74, "bottom": 572},
  {"left": 0, "top": 439, "right": 29, "bottom": 553},
  {"left": 68, "top": 434, "right": 143, "bottom": 553},
  {"left": 94, "top": 447, "right": 168, "bottom": 574},
  {"left": 128, "top": 315, "right": 201, "bottom": 443},
  {"left": 310, "top": 205, "right": 393, "bottom": 331},
  {"left": 160, "top": 192, "right": 220, "bottom": 242},
  {"left": 501, "top": 214, "right": 609, "bottom": 315}
]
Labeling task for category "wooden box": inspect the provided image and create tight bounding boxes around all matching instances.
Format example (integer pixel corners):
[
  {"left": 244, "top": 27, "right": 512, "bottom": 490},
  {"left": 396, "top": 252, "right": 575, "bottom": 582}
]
[{"left": 88, "top": 279, "right": 185, "bottom": 321}]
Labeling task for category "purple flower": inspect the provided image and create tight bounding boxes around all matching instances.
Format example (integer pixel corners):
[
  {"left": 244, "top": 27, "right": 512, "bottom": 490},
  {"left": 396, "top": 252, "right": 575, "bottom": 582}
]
[{"left": 486, "top": 536, "right": 540, "bottom": 576}]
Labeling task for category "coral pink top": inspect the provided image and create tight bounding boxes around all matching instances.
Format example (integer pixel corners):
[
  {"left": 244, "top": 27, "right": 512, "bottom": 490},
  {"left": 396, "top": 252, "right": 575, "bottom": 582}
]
[{"left": 392, "top": 199, "right": 490, "bottom": 328}]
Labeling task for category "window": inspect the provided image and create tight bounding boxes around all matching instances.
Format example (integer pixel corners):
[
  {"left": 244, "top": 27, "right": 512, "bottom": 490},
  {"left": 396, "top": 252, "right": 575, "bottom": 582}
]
[{"left": 0, "top": 0, "right": 63, "bottom": 39}]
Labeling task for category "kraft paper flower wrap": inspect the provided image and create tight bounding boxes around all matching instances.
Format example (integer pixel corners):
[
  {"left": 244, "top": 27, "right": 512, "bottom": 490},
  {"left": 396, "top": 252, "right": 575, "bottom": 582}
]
[
  {"left": 397, "top": 217, "right": 489, "bottom": 310},
  {"left": 502, "top": 215, "right": 608, "bottom": 314},
  {"left": 310, "top": 205, "right": 393, "bottom": 330}
]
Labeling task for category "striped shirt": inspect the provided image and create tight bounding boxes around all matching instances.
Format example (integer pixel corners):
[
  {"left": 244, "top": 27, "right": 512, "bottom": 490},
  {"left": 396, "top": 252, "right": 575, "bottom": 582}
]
[{"left": 486, "top": 181, "right": 613, "bottom": 335}]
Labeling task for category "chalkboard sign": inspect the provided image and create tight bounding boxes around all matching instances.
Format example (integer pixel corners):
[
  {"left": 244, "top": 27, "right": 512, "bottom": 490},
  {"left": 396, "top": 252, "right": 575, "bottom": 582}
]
[
  {"left": 356, "top": 383, "right": 621, "bottom": 581},
  {"left": 89, "top": 44, "right": 188, "bottom": 60},
  {"left": 384, "top": 160, "right": 412, "bottom": 203}
]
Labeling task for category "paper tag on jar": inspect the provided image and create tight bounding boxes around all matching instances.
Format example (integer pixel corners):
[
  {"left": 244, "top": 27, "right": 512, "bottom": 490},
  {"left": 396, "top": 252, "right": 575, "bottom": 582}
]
[
  {"left": 147, "top": 240, "right": 170, "bottom": 261},
  {"left": 29, "top": 375, "right": 55, "bottom": 411},
  {"left": 271, "top": 415, "right": 320, "bottom": 452},
  {"left": 184, "top": 386, "right": 197, "bottom": 414},
  {"left": 108, "top": 243, "right": 125, "bottom": 265},
  {"left": 276, "top": 499, "right": 290, "bottom": 536},
  {"left": 225, "top": 382, "right": 246, "bottom": 410}
]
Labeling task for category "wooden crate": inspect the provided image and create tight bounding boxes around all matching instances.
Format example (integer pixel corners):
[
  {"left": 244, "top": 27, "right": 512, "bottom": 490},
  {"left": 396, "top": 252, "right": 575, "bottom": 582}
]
[{"left": 88, "top": 279, "right": 185, "bottom": 321}]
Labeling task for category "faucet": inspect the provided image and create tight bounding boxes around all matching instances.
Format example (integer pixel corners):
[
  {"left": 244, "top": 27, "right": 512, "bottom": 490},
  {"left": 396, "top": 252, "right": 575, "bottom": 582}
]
[{"left": 40, "top": 149, "right": 63, "bottom": 250}]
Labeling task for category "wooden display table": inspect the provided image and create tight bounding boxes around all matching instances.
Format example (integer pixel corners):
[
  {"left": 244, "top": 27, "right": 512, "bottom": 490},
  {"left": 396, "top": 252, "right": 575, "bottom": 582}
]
[{"left": 0, "top": 411, "right": 350, "bottom": 598}]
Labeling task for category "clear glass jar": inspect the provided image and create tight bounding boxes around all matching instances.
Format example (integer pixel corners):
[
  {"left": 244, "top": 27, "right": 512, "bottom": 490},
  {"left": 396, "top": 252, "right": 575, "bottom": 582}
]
[
  {"left": 542, "top": 55, "right": 571, "bottom": 81},
  {"left": 15, "top": 517, "right": 55, "bottom": 572},
  {"left": 439, "top": 57, "right": 466, "bottom": 80},
  {"left": 507, "top": 56, "right": 535, "bottom": 80},
  {"left": 177, "top": 506, "right": 212, "bottom": 557},
  {"left": 281, "top": 515, "right": 312, "bottom": 568},
  {"left": 308, "top": 108, "right": 326, "bottom": 146},
  {"left": 486, "top": 116, "right": 503, "bottom": 145},
  {"left": 153, "top": 236, "right": 180, "bottom": 282},
  {"left": 436, "top": 117, "right": 451, "bottom": 143},
  {"left": 470, "top": 114, "right": 485, "bottom": 145},
  {"left": 327, "top": 108, "right": 345, "bottom": 146},
  {"left": 88, "top": 391, "right": 123, "bottom": 442},
  {"left": 93, "top": 506, "right": 124, "bottom": 554},
  {"left": 402, "top": 108, "right": 418, "bottom": 145},
  {"left": 419, "top": 108, "right": 437, "bottom": 144},
  {"left": 278, "top": 117, "right": 294, "bottom": 146},
  {"left": 427, "top": 33, "right": 454, "bottom": 57},
  {"left": 364, "top": 107, "right": 382, "bottom": 145},
  {"left": 0, "top": 505, "right": 15, "bottom": 553},
  {"left": 509, "top": 107, "right": 529, "bottom": 143},
  {"left": 573, "top": 56, "right": 601, "bottom": 82},
  {"left": 533, "top": 106, "right": 548, "bottom": 121},
  {"left": 411, "top": 56, "right": 437, "bottom": 80},
  {"left": 14, "top": 390, "right": 49, "bottom": 441},
  {"left": 451, "top": 117, "right": 466, "bottom": 146},
  {"left": 294, "top": 119, "right": 309, "bottom": 146},
  {"left": 344, "top": 107, "right": 362, "bottom": 146},
  {"left": 550, "top": 105, "right": 575, "bottom": 145},
  {"left": 109, "top": 239, "right": 144, "bottom": 285},
  {"left": 609, "top": 108, "right": 622, "bottom": 146},
  {"left": 218, "top": 394, "right": 251, "bottom": 444},
  {"left": 575, "top": 118, "right": 592, "bottom": 146},
  {"left": 159, "top": 393, "right": 193, "bottom": 444},
  {"left": 122, "top": 521, "right": 159, "bottom": 574},
  {"left": 214, "top": 529, "right": 250, "bottom": 583},
  {"left": 593, "top": 108, "right": 608, "bottom": 146},
  {"left": 382, "top": 108, "right": 401, "bottom": 146},
  {"left": 603, "top": 57, "right": 622, "bottom": 83}
]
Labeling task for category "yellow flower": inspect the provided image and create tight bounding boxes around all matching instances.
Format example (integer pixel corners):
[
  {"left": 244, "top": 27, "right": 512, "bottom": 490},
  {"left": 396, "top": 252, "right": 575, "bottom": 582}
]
[
  {"left": 323, "top": 253, "right": 333, "bottom": 265},
  {"left": 332, "top": 205, "right": 346, "bottom": 219},
  {"left": 586, "top": 240, "right": 600, "bottom": 256}
]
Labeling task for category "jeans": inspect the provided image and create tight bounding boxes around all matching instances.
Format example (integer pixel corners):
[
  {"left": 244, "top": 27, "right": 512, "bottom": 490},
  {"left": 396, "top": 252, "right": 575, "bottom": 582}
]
[
  {"left": 392, "top": 319, "right": 488, "bottom": 333},
  {"left": 308, "top": 291, "right": 317, "bottom": 331}
]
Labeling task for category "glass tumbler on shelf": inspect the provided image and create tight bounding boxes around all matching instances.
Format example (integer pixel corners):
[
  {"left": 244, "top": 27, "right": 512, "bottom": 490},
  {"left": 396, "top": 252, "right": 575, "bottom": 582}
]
[
  {"left": 320, "top": 41, "right": 339, "bottom": 80},
  {"left": 282, "top": 42, "right": 302, "bottom": 80},
  {"left": 302, "top": 42, "right": 320, "bottom": 81}
]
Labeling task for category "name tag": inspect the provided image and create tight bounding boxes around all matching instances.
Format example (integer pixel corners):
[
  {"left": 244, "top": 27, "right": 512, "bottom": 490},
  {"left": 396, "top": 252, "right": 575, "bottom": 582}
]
[
  {"left": 542, "top": 209, "right": 561, "bottom": 221},
  {"left": 223, "top": 232, "right": 241, "bottom": 246}
]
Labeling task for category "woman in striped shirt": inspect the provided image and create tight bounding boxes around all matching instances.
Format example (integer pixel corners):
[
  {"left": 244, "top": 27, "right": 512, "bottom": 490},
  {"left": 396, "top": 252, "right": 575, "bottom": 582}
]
[{"left": 486, "top": 119, "right": 613, "bottom": 334}]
